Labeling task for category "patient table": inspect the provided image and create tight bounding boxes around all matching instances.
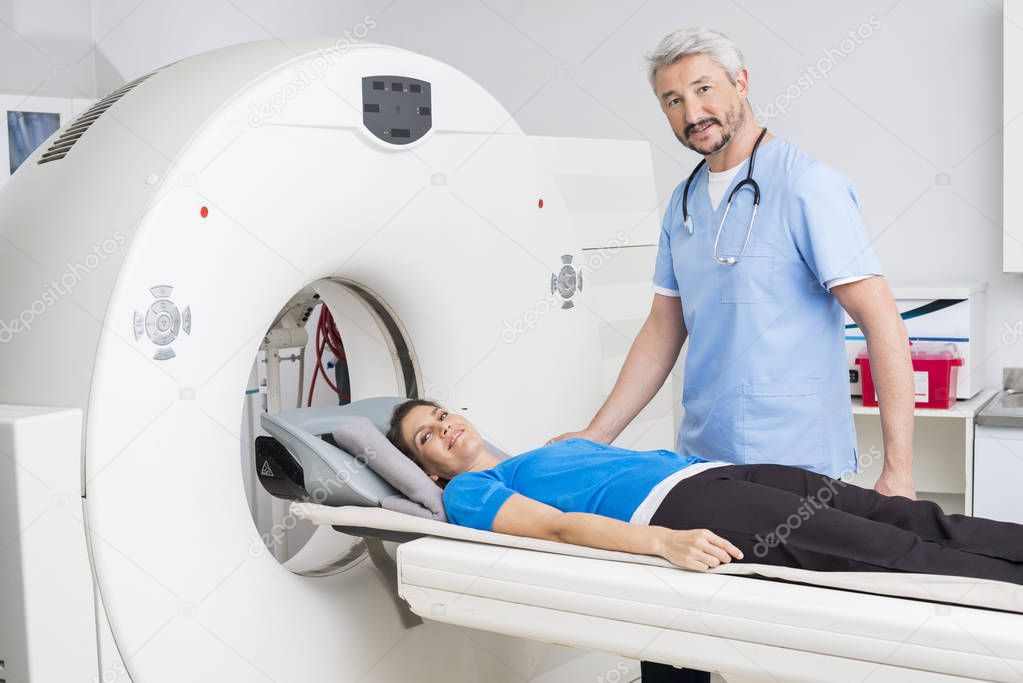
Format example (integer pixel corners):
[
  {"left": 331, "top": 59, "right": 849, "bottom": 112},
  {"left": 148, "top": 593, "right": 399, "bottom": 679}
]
[
  {"left": 290, "top": 503, "right": 1023, "bottom": 682},
  {"left": 275, "top": 398, "right": 1023, "bottom": 683}
]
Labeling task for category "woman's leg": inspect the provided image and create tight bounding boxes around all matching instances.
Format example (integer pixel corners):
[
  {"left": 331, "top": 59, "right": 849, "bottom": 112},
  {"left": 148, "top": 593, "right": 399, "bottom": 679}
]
[
  {"left": 648, "top": 466, "right": 1023, "bottom": 585},
  {"left": 718, "top": 464, "right": 1023, "bottom": 561}
]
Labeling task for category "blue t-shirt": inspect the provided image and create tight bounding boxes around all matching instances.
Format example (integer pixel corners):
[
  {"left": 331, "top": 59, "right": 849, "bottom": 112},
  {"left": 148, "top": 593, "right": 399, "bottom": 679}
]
[{"left": 441, "top": 438, "right": 710, "bottom": 531}]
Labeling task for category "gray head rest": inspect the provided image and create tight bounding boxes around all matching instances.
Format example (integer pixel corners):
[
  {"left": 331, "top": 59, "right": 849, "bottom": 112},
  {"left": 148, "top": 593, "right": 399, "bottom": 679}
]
[{"left": 259, "top": 396, "right": 507, "bottom": 509}]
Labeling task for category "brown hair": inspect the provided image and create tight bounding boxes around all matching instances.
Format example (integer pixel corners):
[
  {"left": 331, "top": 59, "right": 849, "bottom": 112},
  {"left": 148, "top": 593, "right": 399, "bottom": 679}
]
[{"left": 386, "top": 398, "right": 442, "bottom": 463}]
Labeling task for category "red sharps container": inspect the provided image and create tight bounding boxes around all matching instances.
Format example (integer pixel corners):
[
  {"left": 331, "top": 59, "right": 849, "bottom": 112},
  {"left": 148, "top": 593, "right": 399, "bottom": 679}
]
[{"left": 855, "top": 341, "right": 963, "bottom": 409}]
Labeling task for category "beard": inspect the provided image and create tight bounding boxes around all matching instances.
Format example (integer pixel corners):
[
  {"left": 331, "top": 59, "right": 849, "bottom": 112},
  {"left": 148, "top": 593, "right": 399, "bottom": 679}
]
[{"left": 676, "top": 100, "right": 746, "bottom": 156}]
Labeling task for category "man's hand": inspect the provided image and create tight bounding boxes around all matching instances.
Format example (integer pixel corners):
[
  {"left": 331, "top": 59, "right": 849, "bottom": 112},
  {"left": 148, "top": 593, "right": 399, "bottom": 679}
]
[
  {"left": 545, "top": 427, "right": 608, "bottom": 446},
  {"left": 874, "top": 466, "right": 917, "bottom": 499},
  {"left": 833, "top": 277, "right": 918, "bottom": 499}
]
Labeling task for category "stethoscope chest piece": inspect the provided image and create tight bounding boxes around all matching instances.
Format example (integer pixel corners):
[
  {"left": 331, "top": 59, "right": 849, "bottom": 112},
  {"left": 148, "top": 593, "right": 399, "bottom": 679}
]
[{"left": 680, "top": 126, "right": 768, "bottom": 266}]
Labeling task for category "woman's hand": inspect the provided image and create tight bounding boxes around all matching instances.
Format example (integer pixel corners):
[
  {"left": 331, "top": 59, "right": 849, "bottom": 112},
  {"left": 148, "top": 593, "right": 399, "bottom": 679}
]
[
  {"left": 492, "top": 499, "right": 742, "bottom": 571},
  {"left": 655, "top": 527, "right": 744, "bottom": 571}
]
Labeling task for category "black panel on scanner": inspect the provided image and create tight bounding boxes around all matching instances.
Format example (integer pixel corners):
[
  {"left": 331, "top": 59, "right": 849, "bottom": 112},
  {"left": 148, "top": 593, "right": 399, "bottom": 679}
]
[
  {"left": 255, "top": 435, "right": 307, "bottom": 500},
  {"left": 362, "top": 75, "right": 432, "bottom": 145}
]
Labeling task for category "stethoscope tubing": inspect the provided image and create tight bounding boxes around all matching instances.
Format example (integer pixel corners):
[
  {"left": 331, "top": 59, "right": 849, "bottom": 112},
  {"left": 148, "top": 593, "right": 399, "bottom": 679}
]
[{"left": 681, "top": 126, "right": 768, "bottom": 266}]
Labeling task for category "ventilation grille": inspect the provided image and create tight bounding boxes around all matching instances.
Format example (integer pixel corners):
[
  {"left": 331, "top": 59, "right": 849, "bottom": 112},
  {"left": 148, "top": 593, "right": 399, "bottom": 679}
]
[{"left": 37, "top": 70, "right": 158, "bottom": 165}]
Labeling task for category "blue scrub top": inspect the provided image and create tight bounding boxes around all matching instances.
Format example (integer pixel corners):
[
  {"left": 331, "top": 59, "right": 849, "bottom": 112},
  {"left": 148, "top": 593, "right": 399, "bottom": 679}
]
[{"left": 652, "top": 135, "right": 883, "bottom": 478}]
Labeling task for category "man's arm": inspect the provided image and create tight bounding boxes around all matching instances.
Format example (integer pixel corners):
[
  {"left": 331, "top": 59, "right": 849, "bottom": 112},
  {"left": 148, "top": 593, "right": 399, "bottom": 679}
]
[
  {"left": 830, "top": 275, "right": 917, "bottom": 499},
  {"left": 550, "top": 293, "right": 686, "bottom": 444},
  {"left": 490, "top": 491, "right": 743, "bottom": 571}
]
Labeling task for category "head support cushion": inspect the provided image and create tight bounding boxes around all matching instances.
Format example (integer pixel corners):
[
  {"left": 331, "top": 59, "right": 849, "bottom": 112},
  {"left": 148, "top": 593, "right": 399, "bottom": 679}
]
[{"left": 331, "top": 416, "right": 447, "bottom": 522}]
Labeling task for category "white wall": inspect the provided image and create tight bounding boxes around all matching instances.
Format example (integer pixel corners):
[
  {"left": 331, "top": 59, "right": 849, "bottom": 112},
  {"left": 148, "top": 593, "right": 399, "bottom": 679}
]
[
  {"left": 3, "top": 0, "right": 1020, "bottom": 390},
  {"left": 0, "top": 0, "right": 95, "bottom": 97}
]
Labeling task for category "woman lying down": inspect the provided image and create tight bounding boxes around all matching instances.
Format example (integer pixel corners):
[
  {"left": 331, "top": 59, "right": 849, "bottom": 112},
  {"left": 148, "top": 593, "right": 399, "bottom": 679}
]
[{"left": 385, "top": 398, "right": 1023, "bottom": 585}]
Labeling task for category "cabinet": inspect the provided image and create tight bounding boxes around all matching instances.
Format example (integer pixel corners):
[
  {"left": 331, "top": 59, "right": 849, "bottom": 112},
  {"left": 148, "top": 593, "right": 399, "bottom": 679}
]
[
  {"left": 974, "top": 425, "right": 1023, "bottom": 524},
  {"left": 847, "top": 389, "right": 997, "bottom": 515},
  {"left": 1005, "top": 0, "right": 1023, "bottom": 271}
]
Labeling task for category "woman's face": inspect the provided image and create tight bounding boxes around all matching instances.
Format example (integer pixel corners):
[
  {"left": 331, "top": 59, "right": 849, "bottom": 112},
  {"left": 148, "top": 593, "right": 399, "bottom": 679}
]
[{"left": 401, "top": 404, "right": 484, "bottom": 481}]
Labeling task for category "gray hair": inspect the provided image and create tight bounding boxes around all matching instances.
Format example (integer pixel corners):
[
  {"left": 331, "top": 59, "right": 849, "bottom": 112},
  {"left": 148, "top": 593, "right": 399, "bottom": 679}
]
[{"left": 645, "top": 27, "right": 746, "bottom": 92}]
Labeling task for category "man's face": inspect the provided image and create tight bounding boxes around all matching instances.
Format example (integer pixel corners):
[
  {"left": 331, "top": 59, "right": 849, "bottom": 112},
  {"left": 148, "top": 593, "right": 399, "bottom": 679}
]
[
  {"left": 401, "top": 404, "right": 483, "bottom": 481},
  {"left": 654, "top": 53, "right": 749, "bottom": 157}
]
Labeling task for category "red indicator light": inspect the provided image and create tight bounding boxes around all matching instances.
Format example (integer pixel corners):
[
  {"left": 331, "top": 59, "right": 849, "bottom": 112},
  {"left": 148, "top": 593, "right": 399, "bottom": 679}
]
[
  {"left": 200, "top": 206, "right": 209, "bottom": 218},
  {"left": 538, "top": 198, "right": 543, "bottom": 208}
]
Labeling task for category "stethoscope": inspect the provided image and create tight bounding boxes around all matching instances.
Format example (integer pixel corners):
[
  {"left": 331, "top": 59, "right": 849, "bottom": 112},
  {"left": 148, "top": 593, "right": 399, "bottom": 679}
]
[{"left": 681, "top": 126, "right": 768, "bottom": 266}]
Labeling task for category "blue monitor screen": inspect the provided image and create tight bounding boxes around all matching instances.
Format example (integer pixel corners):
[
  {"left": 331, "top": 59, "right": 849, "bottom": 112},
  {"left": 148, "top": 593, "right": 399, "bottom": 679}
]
[{"left": 7, "top": 110, "right": 61, "bottom": 174}]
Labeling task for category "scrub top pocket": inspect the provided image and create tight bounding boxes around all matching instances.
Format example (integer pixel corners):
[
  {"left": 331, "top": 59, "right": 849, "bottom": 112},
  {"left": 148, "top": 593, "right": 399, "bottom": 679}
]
[
  {"left": 742, "top": 378, "right": 826, "bottom": 471},
  {"left": 718, "top": 253, "right": 775, "bottom": 303}
]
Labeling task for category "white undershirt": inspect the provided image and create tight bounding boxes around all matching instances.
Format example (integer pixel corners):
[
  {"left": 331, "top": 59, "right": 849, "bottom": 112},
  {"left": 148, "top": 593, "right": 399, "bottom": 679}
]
[
  {"left": 706, "top": 159, "right": 746, "bottom": 212},
  {"left": 629, "top": 460, "right": 733, "bottom": 525}
]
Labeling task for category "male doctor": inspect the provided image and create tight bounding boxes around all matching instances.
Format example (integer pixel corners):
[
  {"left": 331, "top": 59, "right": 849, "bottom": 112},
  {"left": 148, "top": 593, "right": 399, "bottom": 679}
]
[{"left": 549, "top": 27, "right": 917, "bottom": 682}]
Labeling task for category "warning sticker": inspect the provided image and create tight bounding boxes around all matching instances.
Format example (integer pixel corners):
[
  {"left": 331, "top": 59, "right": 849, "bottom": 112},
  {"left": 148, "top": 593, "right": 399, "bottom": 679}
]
[
  {"left": 914, "top": 371, "right": 929, "bottom": 404},
  {"left": 874, "top": 371, "right": 931, "bottom": 404}
]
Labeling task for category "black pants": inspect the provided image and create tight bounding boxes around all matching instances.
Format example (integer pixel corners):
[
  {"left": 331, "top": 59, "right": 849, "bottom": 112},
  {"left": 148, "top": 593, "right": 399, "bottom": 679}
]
[{"left": 639, "top": 463, "right": 1023, "bottom": 681}]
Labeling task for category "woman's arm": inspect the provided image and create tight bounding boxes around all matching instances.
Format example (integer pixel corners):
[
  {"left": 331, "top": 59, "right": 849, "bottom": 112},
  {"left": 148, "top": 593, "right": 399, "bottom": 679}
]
[{"left": 491, "top": 492, "right": 744, "bottom": 571}]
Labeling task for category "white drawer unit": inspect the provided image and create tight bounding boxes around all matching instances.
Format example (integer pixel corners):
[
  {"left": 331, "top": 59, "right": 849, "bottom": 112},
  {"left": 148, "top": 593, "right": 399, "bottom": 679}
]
[
  {"left": 974, "top": 373, "right": 1023, "bottom": 523},
  {"left": 974, "top": 424, "right": 1023, "bottom": 525}
]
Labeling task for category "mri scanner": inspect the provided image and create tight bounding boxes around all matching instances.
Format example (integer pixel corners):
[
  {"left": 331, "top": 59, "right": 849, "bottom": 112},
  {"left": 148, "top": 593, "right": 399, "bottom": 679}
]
[{"left": 1, "top": 39, "right": 1023, "bottom": 683}]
